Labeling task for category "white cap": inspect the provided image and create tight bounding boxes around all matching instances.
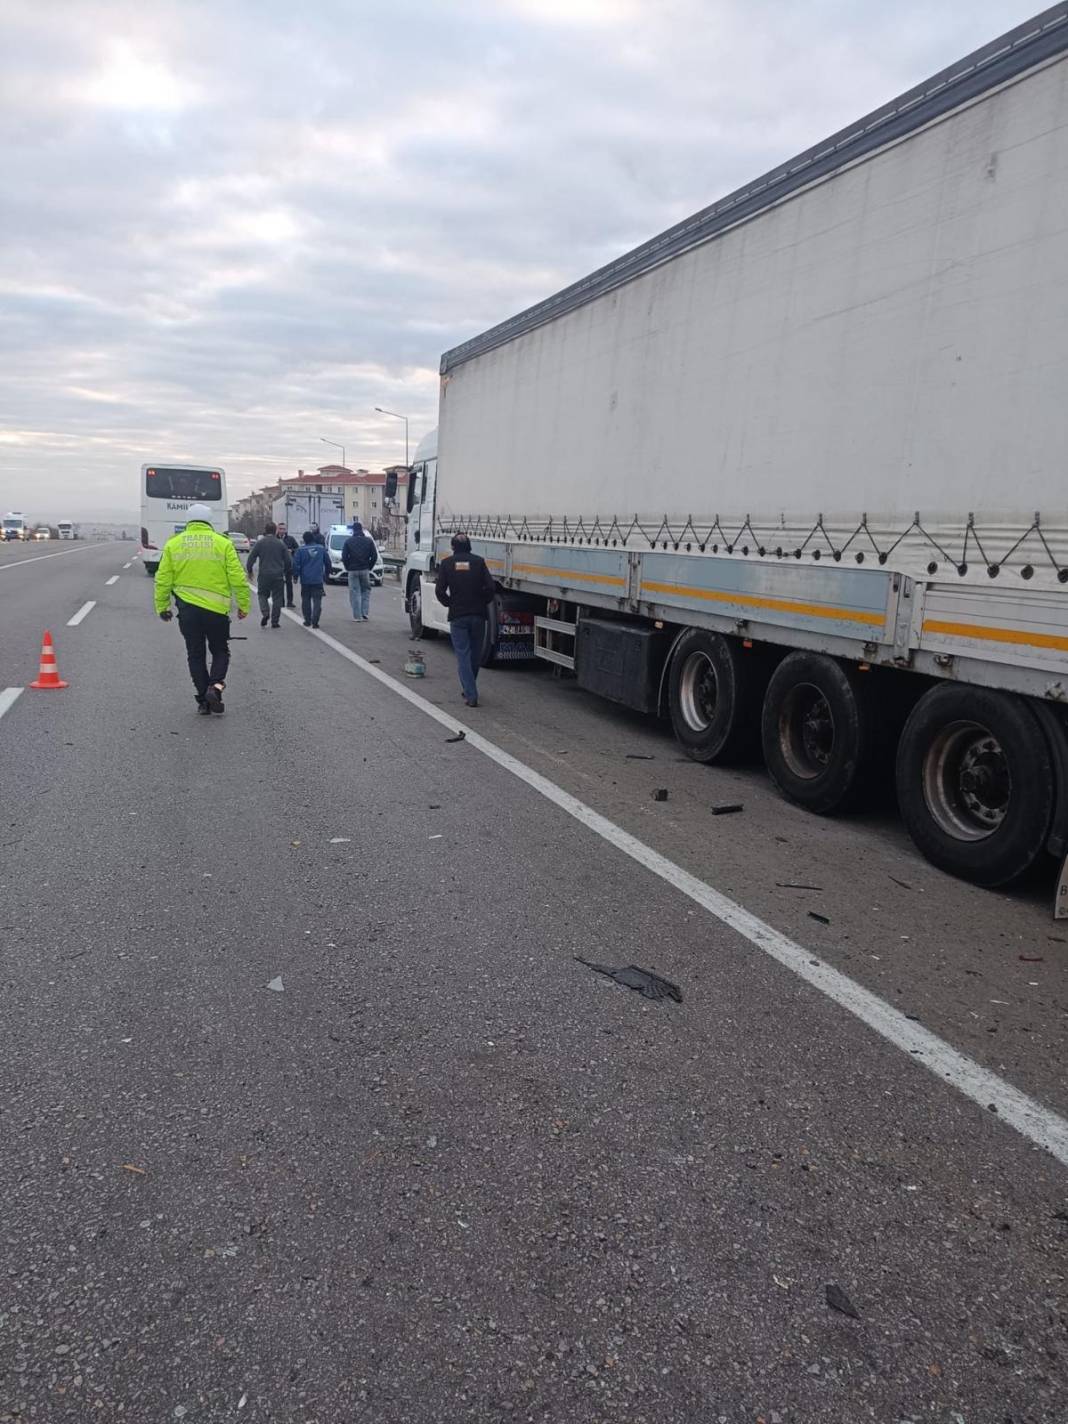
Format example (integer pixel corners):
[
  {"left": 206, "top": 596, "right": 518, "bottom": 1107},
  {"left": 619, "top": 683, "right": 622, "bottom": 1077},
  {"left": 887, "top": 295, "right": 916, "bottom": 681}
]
[{"left": 186, "top": 503, "right": 213, "bottom": 525}]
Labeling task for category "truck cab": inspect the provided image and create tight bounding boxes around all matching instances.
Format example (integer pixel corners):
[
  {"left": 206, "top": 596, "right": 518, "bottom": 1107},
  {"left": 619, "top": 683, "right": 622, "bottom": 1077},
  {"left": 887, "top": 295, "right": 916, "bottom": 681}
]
[{"left": 402, "top": 430, "right": 446, "bottom": 637}]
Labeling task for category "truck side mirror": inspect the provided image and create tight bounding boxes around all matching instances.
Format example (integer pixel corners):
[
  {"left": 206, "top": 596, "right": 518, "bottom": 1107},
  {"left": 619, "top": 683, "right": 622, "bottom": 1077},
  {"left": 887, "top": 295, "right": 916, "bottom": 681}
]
[
  {"left": 406, "top": 467, "right": 419, "bottom": 514},
  {"left": 384, "top": 469, "right": 400, "bottom": 501}
]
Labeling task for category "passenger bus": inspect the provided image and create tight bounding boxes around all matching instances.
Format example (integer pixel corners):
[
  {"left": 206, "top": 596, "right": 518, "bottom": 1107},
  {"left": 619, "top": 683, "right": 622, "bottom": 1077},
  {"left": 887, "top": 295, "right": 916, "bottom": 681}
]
[{"left": 139, "top": 464, "right": 227, "bottom": 575}]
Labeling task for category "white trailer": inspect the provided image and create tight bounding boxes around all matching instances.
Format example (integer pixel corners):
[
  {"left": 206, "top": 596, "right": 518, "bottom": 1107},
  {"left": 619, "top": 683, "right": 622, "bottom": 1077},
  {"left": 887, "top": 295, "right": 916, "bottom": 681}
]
[{"left": 402, "top": 5, "right": 1068, "bottom": 891}]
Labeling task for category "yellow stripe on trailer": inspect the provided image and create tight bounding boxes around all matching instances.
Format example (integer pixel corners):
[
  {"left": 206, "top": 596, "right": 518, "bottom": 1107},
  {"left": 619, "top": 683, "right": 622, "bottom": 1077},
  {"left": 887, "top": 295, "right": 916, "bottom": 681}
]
[
  {"left": 640, "top": 579, "right": 886, "bottom": 627},
  {"left": 922, "top": 618, "right": 1068, "bottom": 653},
  {"left": 512, "top": 561, "right": 627, "bottom": 588}
]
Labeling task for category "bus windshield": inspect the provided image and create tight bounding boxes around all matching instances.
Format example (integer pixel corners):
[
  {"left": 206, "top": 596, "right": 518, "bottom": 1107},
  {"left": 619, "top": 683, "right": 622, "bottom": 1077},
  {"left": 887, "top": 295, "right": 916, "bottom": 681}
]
[{"left": 145, "top": 467, "right": 222, "bottom": 501}]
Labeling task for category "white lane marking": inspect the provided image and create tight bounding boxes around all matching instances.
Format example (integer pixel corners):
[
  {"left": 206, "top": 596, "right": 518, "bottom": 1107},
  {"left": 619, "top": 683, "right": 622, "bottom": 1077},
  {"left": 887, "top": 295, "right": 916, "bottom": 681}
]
[
  {"left": 0, "top": 687, "right": 23, "bottom": 721},
  {"left": 295, "top": 609, "right": 1068, "bottom": 1168},
  {"left": 123, "top": 561, "right": 132, "bottom": 569},
  {"left": 105, "top": 575, "right": 119, "bottom": 585},
  {"left": 67, "top": 601, "right": 96, "bottom": 626},
  {"left": 0, "top": 544, "right": 100, "bottom": 571}
]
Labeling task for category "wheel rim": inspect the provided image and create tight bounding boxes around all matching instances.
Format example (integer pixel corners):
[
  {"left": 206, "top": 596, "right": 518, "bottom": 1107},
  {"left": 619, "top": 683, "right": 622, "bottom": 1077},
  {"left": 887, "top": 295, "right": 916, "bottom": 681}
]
[
  {"left": 678, "top": 652, "right": 718, "bottom": 732},
  {"left": 922, "top": 719, "right": 1010, "bottom": 841},
  {"left": 779, "top": 682, "right": 835, "bottom": 779}
]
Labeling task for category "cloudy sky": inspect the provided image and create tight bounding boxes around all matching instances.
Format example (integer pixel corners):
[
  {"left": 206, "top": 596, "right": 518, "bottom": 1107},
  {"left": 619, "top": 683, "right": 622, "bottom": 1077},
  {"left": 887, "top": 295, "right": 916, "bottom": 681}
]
[{"left": 0, "top": 0, "right": 1043, "bottom": 520}]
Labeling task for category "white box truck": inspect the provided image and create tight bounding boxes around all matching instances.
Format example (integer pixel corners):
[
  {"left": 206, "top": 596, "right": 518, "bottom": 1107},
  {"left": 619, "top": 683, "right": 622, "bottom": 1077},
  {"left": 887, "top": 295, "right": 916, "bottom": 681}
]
[{"left": 401, "top": 5, "right": 1068, "bottom": 891}]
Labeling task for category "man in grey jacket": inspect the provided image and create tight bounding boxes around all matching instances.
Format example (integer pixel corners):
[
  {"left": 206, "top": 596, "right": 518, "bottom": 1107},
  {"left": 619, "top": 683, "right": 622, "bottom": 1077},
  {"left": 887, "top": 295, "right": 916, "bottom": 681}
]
[{"left": 247, "top": 521, "right": 292, "bottom": 629}]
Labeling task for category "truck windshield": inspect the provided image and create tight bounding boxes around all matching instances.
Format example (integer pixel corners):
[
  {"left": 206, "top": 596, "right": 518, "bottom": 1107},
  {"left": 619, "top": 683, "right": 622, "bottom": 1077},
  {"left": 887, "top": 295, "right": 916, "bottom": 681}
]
[{"left": 145, "top": 468, "right": 222, "bottom": 500}]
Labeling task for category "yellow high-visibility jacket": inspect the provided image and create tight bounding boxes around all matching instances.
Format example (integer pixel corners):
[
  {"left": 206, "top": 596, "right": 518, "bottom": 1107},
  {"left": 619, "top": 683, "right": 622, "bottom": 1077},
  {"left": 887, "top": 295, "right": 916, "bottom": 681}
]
[{"left": 154, "top": 521, "right": 251, "bottom": 617}]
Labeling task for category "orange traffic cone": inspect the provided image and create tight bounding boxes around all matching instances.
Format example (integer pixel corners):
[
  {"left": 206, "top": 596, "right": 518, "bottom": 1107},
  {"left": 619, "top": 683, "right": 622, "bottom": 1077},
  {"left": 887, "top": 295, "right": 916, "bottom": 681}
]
[{"left": 29, "top": 631, "right": 68, "bottom": 689}]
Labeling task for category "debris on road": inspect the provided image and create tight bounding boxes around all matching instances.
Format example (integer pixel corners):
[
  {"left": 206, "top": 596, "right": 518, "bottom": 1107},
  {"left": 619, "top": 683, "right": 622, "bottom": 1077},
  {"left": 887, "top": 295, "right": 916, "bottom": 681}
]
[
  {"left": 405, "top": 650, "right": 426, "bottom": 677},
  {"left": 777, "top": 882, "right": 823, "bottom": 891},
  {"left": 808, "top": 912, "right": 831, "bottom": 925},
  {"left": 429, "top": 834, "right": 443, "bottom": 840},
  {"left": 267, "top": 976, "right": 285, "bottom": 993},
  {"left": 1019, "top": 955, "right": 1044, "bottom": 962},
  {"left": 625, "top": 753, "right": 654, "bottom": 760},
  {"left": 889, "top": 875, "right": 914, "bottom": 889},
  {"left": 446, "top": 731, "right": 465, "bottom": 743},
  {"left": 711, "top": 803, "right": 744, "bottom": 816},
  {"left": 653, "top": 788, "right": 669, "bottom": 802},
  {"left": 575, "top": 957, "right": 682, "bottom": 1003},
  {"left": 291, "top": 840, "right": 301, "bottom": 847},
  {"left": 825, "top": 1283, "right": 859, "bottom": 1318},
  {"left": 121, "top": 1163, "right": 146, "bottom": 1176},
  {"left": 329, "top": 837, "right": 351, "bottom": 844}
]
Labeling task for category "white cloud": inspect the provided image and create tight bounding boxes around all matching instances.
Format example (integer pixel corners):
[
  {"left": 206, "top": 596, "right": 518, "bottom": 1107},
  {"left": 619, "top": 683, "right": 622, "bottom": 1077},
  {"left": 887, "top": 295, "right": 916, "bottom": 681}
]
[{"left": 79, "top": 39, "right": 198, "bottom": 113}]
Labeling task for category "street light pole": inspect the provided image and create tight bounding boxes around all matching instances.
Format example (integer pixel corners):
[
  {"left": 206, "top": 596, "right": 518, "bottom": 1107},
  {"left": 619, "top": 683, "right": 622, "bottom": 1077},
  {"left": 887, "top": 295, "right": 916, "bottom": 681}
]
[
  {"left": 319, "top": 436, "right": 346, "bottom": 471},
  {"left": 374, "top": 407, "right": 409, "bottom": 466}
]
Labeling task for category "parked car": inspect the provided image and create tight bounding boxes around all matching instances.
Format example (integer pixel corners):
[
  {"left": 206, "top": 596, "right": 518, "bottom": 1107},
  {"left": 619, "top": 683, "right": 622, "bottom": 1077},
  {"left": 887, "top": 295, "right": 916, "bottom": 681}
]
[{"left": 227, "top": 531, "right": 251, "bottom": 554}]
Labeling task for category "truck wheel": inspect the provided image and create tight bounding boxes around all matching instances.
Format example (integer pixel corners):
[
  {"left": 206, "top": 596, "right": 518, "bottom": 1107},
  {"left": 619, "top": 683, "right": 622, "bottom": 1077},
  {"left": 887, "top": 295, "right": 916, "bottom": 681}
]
[
  {"left": 407, "top": 577, "right": 438, "bottom": 640},
  {"left": 668, "top": 630, "right": 760, "bottom": 762},
  {"left": 762, "top": 652, "right": 873, "bottom": 813},
  {"left": 895, "top": 685, "right": 1053, "bottom": 886},
  {"left": 144, "top": 563, "right": 156, "bottom": 577}
]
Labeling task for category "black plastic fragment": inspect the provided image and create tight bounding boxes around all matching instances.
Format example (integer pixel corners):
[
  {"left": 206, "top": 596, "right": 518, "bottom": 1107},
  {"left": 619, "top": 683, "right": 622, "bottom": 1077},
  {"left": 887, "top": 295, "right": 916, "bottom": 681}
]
[
  {"left": 808, "top": 911, "right": 831, "bottom": 925},
  {"left": 653, "top": 789, "right": 669, "bottom": 802},
  {"left": 575, "top": 957, "right": 682, "bottom": 1003},
  {"left": 626, "top": 753, "right": 655, "bottom": 760},
  {"left": 711, "top": 803, "right": 743, "bottom": 815},
  {"left": 445, "top": 731, "right": 465, "bottom": 743},
  {"left": 825, "top": 1283, "right": 859, "bottom": 1319}
]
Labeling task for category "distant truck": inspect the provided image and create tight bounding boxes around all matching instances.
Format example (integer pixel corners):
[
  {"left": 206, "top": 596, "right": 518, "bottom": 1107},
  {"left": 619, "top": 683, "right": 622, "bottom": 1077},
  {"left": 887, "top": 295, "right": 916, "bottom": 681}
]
[
  {"left": 3, "top": 512, "right": 29, "bottom": 541},
  {"left": 57, "top": 520, "right": 77, "bottom": 540},
  {"left": 272, "top": 491, "right": 345, "bottom": 544},
  {"left": 402, "top": 7, "right": 1068, "bottom": 892}
]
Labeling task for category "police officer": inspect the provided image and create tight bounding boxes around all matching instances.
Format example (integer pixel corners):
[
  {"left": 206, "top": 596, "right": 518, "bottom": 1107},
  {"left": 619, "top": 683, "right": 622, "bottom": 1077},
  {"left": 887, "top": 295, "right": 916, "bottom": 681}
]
[{"left": 154, "top": 503, "right": 251, "bottom": 713}]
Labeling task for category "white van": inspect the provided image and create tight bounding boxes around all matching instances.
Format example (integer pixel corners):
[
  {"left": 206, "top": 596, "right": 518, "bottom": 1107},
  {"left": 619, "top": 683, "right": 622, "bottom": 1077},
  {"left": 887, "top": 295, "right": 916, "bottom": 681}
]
[{"left": 139, "top": 464, "right": 227, "bottom": 574}]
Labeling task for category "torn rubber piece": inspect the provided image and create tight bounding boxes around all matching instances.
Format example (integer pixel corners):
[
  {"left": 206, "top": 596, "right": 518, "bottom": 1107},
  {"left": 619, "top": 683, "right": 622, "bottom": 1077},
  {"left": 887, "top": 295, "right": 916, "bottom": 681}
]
[
  {"left": 808, "top": 911, "right": 831, "bottom": 924},
  {"left": 653, "top": 789, "right": 669, "bottom": 802},
  {"left": 710, "top": 803, "right": 743, "bottom": 815},
  {"left": 575, "top": 957, "right": 682, "bottom": 1003},
  {"left": 445, "top": 731, "right": 465, "bottom": 744},
  {"left": 825, "top": 1283, "right": 859, "bottom": 1318}
]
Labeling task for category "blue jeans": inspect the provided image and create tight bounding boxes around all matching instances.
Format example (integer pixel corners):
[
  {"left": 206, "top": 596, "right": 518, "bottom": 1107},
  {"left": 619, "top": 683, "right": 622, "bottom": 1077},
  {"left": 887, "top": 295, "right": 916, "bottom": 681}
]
[
  {"left": 348, "top": 571, "right": 371, "bottom": 619},
  {"left": 450, "top": 615, "right": 486, "bottom": 703}
]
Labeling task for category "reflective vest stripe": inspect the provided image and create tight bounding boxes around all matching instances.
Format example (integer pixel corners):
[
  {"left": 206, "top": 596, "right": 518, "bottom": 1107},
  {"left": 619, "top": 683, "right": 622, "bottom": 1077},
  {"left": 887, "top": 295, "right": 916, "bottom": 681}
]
[{"left": 175, "top": 583, "right": 230, "bottom": 613}]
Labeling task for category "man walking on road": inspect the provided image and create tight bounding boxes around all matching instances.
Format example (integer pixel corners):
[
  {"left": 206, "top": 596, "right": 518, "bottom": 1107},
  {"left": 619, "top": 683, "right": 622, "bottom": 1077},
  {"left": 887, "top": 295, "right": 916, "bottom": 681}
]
[
  {"left": 292, "top": 530, "right": 330, "bottom": 627},
  {"left": 277, "top": 522, "right": 299, "bottom": 607},
  {"left": 434, "top": 534, "right": 496, "bottom": 708},
  {"left": 247, "top": 521, "right": 292, "bottom": 629},
  {"left": 342, "top": 519, "right": 378, "bottom": 621},
  {"left": 154, "top": 503, "right": 250, "bottom": 714}
]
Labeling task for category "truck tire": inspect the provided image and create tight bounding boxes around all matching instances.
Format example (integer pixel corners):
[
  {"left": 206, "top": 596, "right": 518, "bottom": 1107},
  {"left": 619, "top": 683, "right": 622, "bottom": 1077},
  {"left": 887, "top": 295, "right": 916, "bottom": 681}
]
[
  {"left": 144, "top": 563, "right": 157, "bottom": 577},
  {"left": 407, "top": 576, "right": 438, "bottom": 640},
  {"left": 761, "top": 652, "right": 873, "bottom": 813},
  {"left": 895, "top": 685, "right": 1053, "bottom": 886},
  {"left": 668, "top": 630, "right": 760, "bottom": 763}
]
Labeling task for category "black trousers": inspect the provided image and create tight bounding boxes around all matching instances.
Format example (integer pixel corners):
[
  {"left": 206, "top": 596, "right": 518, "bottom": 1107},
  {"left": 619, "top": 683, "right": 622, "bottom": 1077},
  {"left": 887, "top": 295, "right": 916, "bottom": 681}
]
[
  {"left": 257, "top": 577, "right": 285, "bottom": 625},
  {"left": 177, "top": 599, "right": 230, "bottom": 699},
  {"left": 300, "top": 584, "right": 324, "bottom": 625},
  {"left": 284, "top": 570, "right": 294, "bottom": 606}
]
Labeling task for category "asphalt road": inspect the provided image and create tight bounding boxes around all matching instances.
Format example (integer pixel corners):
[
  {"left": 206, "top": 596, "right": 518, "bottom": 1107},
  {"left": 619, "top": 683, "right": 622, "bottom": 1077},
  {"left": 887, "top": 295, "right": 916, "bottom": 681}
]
[{"left": 1, "top": 549, "right": 1067, "bottom": 1422}]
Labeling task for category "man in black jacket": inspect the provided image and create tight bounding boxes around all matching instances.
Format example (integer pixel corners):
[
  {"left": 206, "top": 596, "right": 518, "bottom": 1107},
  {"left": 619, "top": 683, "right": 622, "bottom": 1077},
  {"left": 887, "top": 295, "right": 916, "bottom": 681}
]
[
  {"left": 247, "top": 521, "right": 292, "bottom": 629},
  {"left": 434, "top": 534, "right": 496, "bottom": 707},
  {"left": 342, "top": 520, "right": 378, "bottom": 621},
  {"left": 277, "top": 522, "right": 299, "bottom": 606}
]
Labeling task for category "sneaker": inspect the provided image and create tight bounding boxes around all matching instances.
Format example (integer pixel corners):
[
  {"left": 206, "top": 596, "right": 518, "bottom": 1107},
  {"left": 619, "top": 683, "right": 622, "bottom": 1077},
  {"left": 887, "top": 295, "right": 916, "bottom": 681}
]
[
  {"left": 260, "top": 614, "right": 269, "bottom": 627},
  {"left": 205, "top": 684, "right": 225, "bottom": 714},
  {"left": 463, "top": 697, "right": 479, "bottom": 708}
]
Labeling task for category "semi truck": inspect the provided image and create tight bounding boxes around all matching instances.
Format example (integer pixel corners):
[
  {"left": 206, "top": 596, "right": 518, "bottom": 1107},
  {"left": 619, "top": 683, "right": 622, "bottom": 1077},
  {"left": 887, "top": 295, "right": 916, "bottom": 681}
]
[{"left": 401, "top": 5, "right": 1068, "bottom": 891}]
